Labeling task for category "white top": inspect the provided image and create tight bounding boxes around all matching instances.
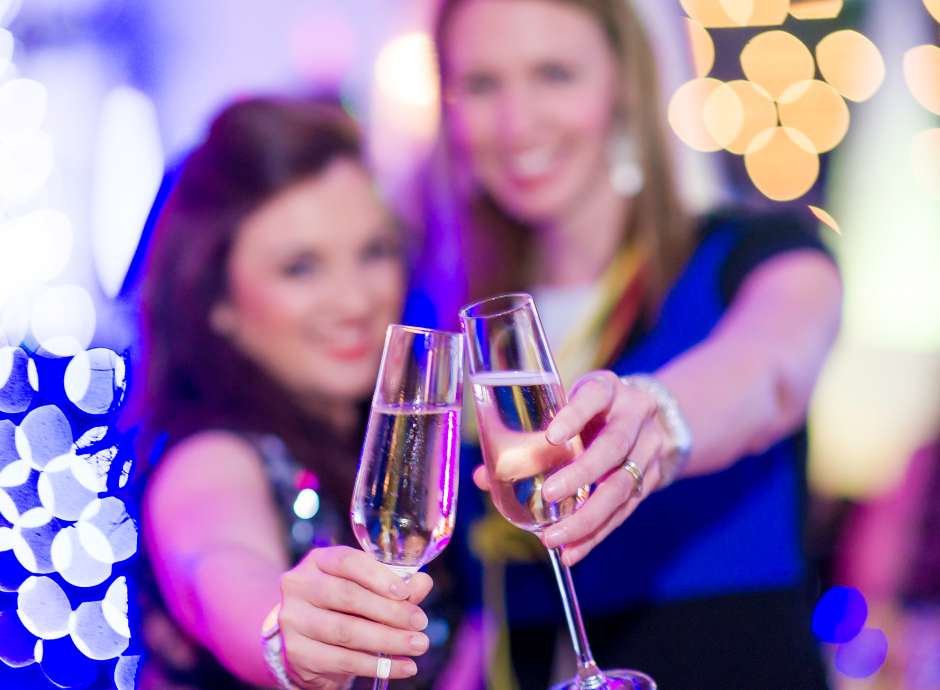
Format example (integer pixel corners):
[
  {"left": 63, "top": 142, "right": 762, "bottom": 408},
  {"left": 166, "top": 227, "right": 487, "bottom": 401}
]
[{"left": 530, "top": 283, "right": 599, "bottom": 354}]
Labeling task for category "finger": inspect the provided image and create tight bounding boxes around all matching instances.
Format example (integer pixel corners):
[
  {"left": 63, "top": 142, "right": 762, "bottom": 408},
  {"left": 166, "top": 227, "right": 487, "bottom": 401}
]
[
  {"left": 406, "top": 572, "right": 434, "bottom": 605},
  {"left": 284, "top": 570, "right": 428, "bottom": 632},
  {"left": 312, "top": 546, "right": 410, "bottom": 599},
  {"left": 283, "top": 634, "right": 418, "bottom": 684},
  {"left": 542, "top": 414, "right": 642, "bottom": 503},
  {"left": 292, "top": 604, "right": 429, "bottom": 657},
  {"left": 542, "top": 423, "right": 664, "bottom": 549},
  {"left": 472, "top": 465, "right": 490, "bottom": 491},
  {"left": 545, "top": 371, "right": 619, "bottom": 445}
]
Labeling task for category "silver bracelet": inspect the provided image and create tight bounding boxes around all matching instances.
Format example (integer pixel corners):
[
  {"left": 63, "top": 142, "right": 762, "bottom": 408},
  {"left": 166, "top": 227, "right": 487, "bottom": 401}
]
[
  {"left": 620, "top": 374, "right": 692, "bottom": 488},
  {"left": 261, "top": 604, "right": 355, "bottom": 690}
]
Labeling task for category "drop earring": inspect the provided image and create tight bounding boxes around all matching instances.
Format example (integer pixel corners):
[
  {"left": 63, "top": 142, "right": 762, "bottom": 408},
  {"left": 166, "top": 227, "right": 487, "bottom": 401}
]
[{"left": 608, "top": 126, "right": 644, "bottom": 197}]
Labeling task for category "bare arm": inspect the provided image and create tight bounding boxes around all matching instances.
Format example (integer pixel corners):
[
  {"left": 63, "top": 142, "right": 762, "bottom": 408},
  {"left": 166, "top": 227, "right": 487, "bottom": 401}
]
[
  {"left": 143, "top": 431, "right": 289, "bottom": 685},
  {"left": 144, "top": 431, "right": 435, "bottom": 687},
  {"left": 657, "top": 250, "right": 842, "bottom": 476}
]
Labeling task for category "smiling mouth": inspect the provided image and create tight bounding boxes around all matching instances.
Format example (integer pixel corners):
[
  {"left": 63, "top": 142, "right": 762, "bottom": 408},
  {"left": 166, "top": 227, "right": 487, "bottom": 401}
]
[
  {"left": 505, "top": 148, "right": 557, "bottom": 182},
  {"left": 327, "top": 341, "right": 374, "bottom": 361}
]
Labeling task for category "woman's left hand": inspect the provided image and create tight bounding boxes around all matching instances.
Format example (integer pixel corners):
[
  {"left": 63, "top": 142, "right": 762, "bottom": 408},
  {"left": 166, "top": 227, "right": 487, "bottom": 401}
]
[{"left": 537, "top": 370, "right": 670, "bottom": 565}]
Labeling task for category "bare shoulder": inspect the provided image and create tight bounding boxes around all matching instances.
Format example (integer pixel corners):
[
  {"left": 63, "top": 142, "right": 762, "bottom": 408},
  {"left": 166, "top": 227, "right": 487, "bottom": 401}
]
[{"left": 144, "top": 430, "right": 271, "bottom": 514}]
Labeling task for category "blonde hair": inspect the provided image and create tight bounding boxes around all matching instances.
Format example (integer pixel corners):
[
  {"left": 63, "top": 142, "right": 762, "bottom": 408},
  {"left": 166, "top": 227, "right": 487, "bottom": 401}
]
[{"left": 432, "top": 0, "right": 693, "bottom": 309}]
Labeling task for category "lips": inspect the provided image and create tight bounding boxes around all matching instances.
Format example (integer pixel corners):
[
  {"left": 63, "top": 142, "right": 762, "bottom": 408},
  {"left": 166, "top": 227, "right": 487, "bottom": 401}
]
[{"left": 327, "top": 342, "right": 373, "bottom": 361}]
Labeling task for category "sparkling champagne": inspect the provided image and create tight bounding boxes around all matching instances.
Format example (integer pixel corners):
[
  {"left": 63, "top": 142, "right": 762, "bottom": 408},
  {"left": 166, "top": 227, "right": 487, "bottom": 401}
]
[
  {"left": 351, "top": 403, "right": 460, "bottom": 575},
  {"left": 472, "top": 371, "right": 588, "bottom": 532}
]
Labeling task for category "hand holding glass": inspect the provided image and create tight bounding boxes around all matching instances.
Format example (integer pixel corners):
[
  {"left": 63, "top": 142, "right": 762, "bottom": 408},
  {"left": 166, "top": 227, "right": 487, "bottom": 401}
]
[
  {"left": 351, "top": 325, "right": 463, "bottom": 689},
  {"left": 460, "top": 294, "right": 655, "bottom": 690}
]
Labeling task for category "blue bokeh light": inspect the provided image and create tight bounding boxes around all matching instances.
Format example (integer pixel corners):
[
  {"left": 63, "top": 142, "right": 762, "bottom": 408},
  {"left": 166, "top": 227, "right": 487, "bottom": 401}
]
[
  {"left": 834, "top": 627, "right": 889, "bottom": 679},
  {"left": 812, "top": 585, "right": 868, "bottom": 644}
]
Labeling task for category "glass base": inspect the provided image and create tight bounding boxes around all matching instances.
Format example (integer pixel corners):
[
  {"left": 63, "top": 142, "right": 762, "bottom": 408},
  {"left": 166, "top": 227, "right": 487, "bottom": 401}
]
[{"left": 549, "top": 669, "right": 656, "bottom": 690}]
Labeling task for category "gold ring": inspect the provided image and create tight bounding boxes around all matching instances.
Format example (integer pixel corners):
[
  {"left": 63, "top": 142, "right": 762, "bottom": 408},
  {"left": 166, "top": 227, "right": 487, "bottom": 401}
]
[{"left": 622, "top": 460, "right": 644, "bottom": 498}]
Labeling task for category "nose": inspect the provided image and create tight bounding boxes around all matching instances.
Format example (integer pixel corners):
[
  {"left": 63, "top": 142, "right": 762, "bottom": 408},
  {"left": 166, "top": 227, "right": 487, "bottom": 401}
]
[
  {"left": 498, "top": 83, "right": 538, "bottom": 147},
  {"left": 329, "top": 270, "right": 373, "bottom": 320}
]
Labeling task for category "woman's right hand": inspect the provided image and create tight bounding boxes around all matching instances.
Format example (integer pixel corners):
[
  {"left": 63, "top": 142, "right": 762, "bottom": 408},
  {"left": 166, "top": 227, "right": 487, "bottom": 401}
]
[{"left": 278, "top": 545, "right": 433, "bottom": 689}]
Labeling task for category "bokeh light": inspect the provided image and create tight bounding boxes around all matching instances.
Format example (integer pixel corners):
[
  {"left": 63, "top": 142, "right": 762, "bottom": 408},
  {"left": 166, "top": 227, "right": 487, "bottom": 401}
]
[
  {"left": 680, "top": 0, "right": 788, "bottom": 27},
  {"left": 102, "top": 576, "right": 129, "bottom": 638},
  {"left": 0, "top": 78, "right": 47, "bottom": 134},
  {"left": 77, "top": 497, "right": 137, "bottom": 564},
  {"left": 788, "top": 0, "right": 844, "bottom": 20},
  {"left": 114, "top": 654, "right": 140, "bottom": 690},
  {"left": 903, "top": 44, "right": 940, "bottom": 116},
  {"left": 809, "top": 205, "right": 842, "bottom": 235},
  {"left": 816, "top": 30, "right": 885, "bottom": 102},
  {"left": 911, "top": 128, "right": 940, "bottom": 198},
  {"left": 834, "top": 627, "right": 888, "bottom": 678},
  {"left": 50, "top": 526, "right": 112, "bottom": 587},
  {"left": 683, "top": 18, "right": 715, "bottom": 78},
  {"left": 12, "top": 507, "right": 60, "bottom": 574},
  {"left": 741, "top": 31, "right": 815, "bottom": 101},
  {"left": 0, "top": 28, "right": 12, "bottom": 74},
  {"left": 0, "top": 210, "right": 74, "bottom": 308},
  {"left": 17, "top": 576, "right": 71, "bottom": 640},
  {"left": 744, "top": 126, "right": 820, "bottom": 201},
  {"left": 812, "top": 585, "right": 868, "bottom": 644},
  {"left": 706, "top": 80, "right": 777, "bottom": 154},
  {"left": 924, "top": 0, "right": 940, "bottom": 24},
  {"left": 69, "top": 600, "right": 129, "bottom": 660},
  {"left": 17, "top": 405, "right": 72, "bottom": 470},
  {"left": 0, "top": 130, "right": 54, "bottom": 206},
  {"left": 64, "top": 348, "right": 126, "bottom": 415},
  {"left": 293, "top": 488, "right": 320, "bottom": 520},
  {"left": 0, "top": 347, "right": 36, "bottom": 414},
  {"left": 0, "top": 609, "right": 36, "bottom": 667},
  {"left": 29, "top": 285, "right": 96, "bottom": 357},
  {"left": 777, "top": 80, "right": 850, "bottom": 153},
  {"left": 668, "top": 77, "right": 725, "bottom": 152},
  {"left": 37, "top": 455, "right": 99, "bottom": 521},
  {"left": 372, "top": 31, "right": 440, "bottom": 136}
]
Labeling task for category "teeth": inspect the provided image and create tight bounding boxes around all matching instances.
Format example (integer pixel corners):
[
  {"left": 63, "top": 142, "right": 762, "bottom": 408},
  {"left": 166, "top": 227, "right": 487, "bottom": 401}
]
[{"left": 508, "top": 149, "right": 554, "bottom": 177}]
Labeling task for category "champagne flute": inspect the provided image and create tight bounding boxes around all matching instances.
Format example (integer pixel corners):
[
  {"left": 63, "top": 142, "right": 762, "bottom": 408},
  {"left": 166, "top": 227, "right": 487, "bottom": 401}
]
[
  {"left": 460, "top": 293, "right": 655, "bottom": 690},
  {"left": 350, "top": 325, "right": 463, "bottom": 690}
]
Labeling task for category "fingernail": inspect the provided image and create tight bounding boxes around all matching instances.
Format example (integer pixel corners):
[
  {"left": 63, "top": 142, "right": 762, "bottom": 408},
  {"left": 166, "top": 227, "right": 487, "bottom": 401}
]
[
  {"left": 410, "top": 610, "right": 428, "bottom": 630},
  {"left": 404, "top": 660, "right": 418, "bottom": 676},
  {"left": 389, "top": 581, "right": 407, "bottom": 599},
  {"left": 542, "top": 482, "right": 560, "bottom": 503},
  {"left": 546, "top": 425, "right": 565, "bottom": 445},
  {"left": 409, "top": 634, "right": 428, "bottom": 652}
]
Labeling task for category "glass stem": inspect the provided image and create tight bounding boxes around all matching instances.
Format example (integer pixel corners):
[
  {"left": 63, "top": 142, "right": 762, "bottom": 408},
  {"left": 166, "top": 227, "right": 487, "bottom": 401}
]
[
  {"left": 372, "top": 568, "right": 414, "bottom": 690},
  {"left": 548, "top": 547, "right": 607, "bottom": 690},
  {"left": 372, "top": 657, "right": 390, "bottom": 690}
]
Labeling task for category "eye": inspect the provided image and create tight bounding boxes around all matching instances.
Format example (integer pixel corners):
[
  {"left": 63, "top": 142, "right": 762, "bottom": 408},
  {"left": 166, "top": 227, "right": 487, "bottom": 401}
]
[
  {"left": 535, "top": 61, "right": 576, "bottom": 84},
  {"left": 459, "top": 71, "right": 499, "bottom": 97},
  {"left": 362, "top": 234, "right": 402, "bottom": 263},
  {"left": 281, "top": 255, "right": 320, "bottom": 277}
]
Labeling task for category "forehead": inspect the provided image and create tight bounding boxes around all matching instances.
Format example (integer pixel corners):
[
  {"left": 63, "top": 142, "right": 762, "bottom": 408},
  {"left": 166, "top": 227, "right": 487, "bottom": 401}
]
[
  {"left": 236, "top": 159, "right": 390, "bottom": 252},
  {"left": 444, "top": 0, "right": 610, "bottom": 71}
]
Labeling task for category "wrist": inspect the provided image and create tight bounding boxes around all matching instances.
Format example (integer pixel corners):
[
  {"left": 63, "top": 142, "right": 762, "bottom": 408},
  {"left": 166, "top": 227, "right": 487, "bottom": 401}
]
[{"left": 620, "top": 374, "right": 692, "bottom": 488}]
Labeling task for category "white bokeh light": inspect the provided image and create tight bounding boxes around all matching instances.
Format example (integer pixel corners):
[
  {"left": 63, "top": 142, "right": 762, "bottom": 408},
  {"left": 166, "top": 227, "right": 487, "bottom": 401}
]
[
  {"left": 0, "top": 0, "right": 22, "bottom": 28},
  {"left": 16, "top": 404, "right": 72, "bottom": 470},
  {"left": 0, "top": 210, "right": 74, "bottom": 305},
  {"left": 38, "top": 454, "right": 98, "bottom": 521},
  {"left": 0, "top": 458, "right": 29, "bottom": 489},
  {"left": 12, "top": 507, "right": 60, "bottom": 573},
  {"left": 72, "top": 446, "right": 116, "bottom": 493},
  {"left": 64, "top": 349, "right": 126, "bottom": 415},
  {"left": 92, "top": 86, "right": 163, "bottom": 298},
  {"left": 77, "top": 497, "right": 136, "bottom": 564},
  {"left": 69, "top": 600, "right": 129, "bottom": 661},
  {"left": 114, "top": 654, "right": 141, "bottom": 690},
  {"left": 0, "top": 28, "right": 12, "bottom": 74},
  {"left": 0, "top": 129, "right": 54, "bottom": 206},
  {"left": 0, "top": 292, "right": 30, "bottom": 348},
  {"left": 29, "top": 285, "right": 96, "bottom": 357},
  {"left": 50, "top": 525, "right": 112, "bottom": 587},
  {"left": 0, "top": 346, "right": 34, "bottom": 413},
  {"left": 74, "top": 426, "right": 108, "bottom": 451},
  {"left": 0, "top": 78, "right": 47, "bottom": 134},
  {"left": 102, "top": 576, "right": 129, "bottom": 638},
  {"left": 17, "top": 576, "right": 71, "bottom": 640}
]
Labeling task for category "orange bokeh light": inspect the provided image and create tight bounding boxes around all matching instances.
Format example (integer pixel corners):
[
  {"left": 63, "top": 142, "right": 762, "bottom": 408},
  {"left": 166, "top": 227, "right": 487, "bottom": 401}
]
[
  {"left": 925, "top": 0, "right": 940, "bottom": 24},
  {"left": 789, "top": 0, "right": 844, "bottom": 20},
  {"left": 911, "top": 128, "right": 940, "bottom": 198},
  {"left": 705, "top": 80, "right": 777, "bottom": 154},
  {"left": 903, "top": 45, "right": 940, "bottom": 116},
  {"left": 684, "top": 18, "right": 715, "bottom": 78},
  {"left": 668, "top": 78, "right": 725, "bottom": 152},
  {"left": 681, "top": 0, "right": 788, "bottom": 27},
  {"left": 745, "top": 126, "right": 820, "bottom": 201},
  {"left": 778, "top": 80, "right": 850, "bottom": 153},
  {"left": 809, "top": 205, "right": 842, "bottom": 235},
  {"left": 816, "top": 30, "right": 885, "bottom": 102},
  {"left": 741, "top": 31, "right": 815, "bottom": 101}
]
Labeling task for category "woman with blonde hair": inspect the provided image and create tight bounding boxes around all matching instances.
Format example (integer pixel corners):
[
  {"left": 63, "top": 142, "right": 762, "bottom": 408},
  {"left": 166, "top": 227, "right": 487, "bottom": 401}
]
[{"left": 425, "top": 0, "right": 842, "bottom": 687}]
